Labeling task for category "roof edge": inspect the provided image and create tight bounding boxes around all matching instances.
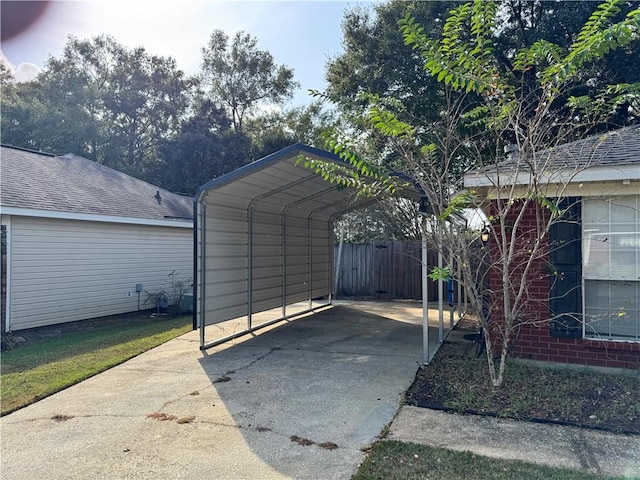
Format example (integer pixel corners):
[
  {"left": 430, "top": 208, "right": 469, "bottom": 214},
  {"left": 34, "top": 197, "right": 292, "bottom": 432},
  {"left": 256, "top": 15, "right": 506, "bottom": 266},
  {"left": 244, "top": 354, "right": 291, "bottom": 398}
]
[
  {"left": 1, "top": 206, "right": 193, "bottom": 228},
  {"left": 0, "top": 144, "right": 56, "bottom": 157},
  {"left": 194, "top": 143, "right": 426, "bottom": 205},
  {"left": 195, "top": 144, "right": 341, "bottom": 203}
]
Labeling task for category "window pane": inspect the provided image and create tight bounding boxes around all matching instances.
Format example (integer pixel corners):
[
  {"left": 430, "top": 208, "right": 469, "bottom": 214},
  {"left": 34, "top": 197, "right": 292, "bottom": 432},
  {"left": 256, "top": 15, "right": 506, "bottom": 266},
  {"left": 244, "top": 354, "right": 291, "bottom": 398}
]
[
  {"left": 583, "top": 199, "right": 609, "bottom": 223},
  {"left": 610, "top": 228, "right": 638, "bottom": 279},
  {"left": 583, "top": 227, "right": 610, "bottom": 278},
  {"left": 610, "top": 196, "right": 638, "bottom": 223},
  {"left": 585, "top": 308, "right": 611, "bottom": 337},
  {"left": 585, "top": 280, "right": 639, "bottom": 340},
  {"left": 583, "top": 196, "right": 640, "bottom": 341}
]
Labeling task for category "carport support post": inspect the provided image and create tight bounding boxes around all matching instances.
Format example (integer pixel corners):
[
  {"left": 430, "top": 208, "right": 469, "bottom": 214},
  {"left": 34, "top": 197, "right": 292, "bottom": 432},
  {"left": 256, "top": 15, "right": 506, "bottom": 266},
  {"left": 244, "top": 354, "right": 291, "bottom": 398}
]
[
  {"left": 421, "top": 225, "right": 430, "bottom": 364},
  {"left": 457, "top": 261, "right": 463, "bottom": 318},
  {"left": 247, "top": 207, "right": 254, "bottom": 329},
  {"left": 438, "top": 243, "right": 444, "bottom": 344},
  {"left": 334, "top": 225, "right": 345, "bottom": 296},
  {"left": 308, "top": 216, "right": 312, "bottom": 310},
  {"left": 281, "top": 213, "right": 287, "bottom": 318}
]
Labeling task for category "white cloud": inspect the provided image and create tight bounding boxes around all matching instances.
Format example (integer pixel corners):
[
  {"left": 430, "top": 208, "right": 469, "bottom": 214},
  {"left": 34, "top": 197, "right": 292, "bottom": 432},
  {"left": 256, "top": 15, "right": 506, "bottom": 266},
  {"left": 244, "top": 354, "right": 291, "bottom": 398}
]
[
  {"left": 1, "top": 49, "right": 41, "bottom": 82},
  {"left": 14, "top": 62, "right": 41, "bottom": 82}
]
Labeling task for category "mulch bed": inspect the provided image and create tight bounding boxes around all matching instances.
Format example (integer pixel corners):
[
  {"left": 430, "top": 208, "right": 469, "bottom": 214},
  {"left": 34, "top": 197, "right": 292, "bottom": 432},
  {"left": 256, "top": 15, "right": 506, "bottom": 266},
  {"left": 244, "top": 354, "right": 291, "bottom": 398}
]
[{"left": 406, "top": 319, "right": 640, "bottom": 435}]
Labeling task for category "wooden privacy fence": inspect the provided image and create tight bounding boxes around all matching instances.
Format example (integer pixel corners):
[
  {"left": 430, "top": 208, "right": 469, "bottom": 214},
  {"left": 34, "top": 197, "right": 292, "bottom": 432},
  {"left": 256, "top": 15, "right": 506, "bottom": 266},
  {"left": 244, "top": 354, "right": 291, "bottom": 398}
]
[{"left": 333, "top": 241, "right": 439, "bottom": 301}]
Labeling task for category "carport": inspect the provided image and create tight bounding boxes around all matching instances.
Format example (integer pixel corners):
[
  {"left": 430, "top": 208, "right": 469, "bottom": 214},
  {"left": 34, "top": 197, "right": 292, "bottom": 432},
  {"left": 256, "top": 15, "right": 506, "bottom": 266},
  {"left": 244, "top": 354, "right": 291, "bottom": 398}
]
[{"left": 194, "top": 144, "right": 458, "bottom": 363}]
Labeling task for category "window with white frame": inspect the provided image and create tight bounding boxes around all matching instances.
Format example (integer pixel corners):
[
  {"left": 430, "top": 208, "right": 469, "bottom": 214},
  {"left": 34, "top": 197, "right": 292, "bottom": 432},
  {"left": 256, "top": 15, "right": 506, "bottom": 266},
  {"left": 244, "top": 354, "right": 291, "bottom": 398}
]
[{"left": 582, "top": 195, "right": 640, "bottom": 341}]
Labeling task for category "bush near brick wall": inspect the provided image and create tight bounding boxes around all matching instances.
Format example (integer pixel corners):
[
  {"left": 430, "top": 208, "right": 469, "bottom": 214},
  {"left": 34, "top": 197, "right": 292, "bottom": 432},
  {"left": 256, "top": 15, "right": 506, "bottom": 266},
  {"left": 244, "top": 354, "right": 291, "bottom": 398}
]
[{"left": 486, "top": 200, "right": 640, "bottom": 370}]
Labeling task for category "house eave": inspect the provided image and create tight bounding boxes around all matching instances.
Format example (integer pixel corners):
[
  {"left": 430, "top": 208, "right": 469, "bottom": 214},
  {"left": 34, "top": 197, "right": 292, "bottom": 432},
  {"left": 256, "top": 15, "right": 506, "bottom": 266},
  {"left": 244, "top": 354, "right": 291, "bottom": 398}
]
[
  {"left": 0, "top": 206, "right": 193, "bottom": 228},
  {"left": 464, "top": 164, "right": 639, "bottom": 189}
]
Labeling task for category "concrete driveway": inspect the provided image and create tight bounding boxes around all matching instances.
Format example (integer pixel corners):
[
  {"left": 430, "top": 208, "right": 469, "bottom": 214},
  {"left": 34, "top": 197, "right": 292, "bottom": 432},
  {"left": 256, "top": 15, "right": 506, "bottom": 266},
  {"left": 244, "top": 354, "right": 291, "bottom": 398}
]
[{"left": 1, "top": 303, "right": 425, "bottom": 480}]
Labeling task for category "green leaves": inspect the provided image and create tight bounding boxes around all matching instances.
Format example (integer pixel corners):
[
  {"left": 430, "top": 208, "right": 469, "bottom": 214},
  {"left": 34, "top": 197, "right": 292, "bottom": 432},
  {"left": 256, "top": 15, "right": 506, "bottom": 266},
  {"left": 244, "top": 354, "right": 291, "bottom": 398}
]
[
  {"left": 400, "top": 1, "right": 500, "bottom": 95},
  {"left": 428, "top": 266, "right": 452, "bottom": 282},
  {"left": 295, "top": 135, "right": 404, "bottom": 199},
  {"left": 201, "top": 29, "right": 299, "bottom": 132},
  {"left": 440, "top": 191, "right": 477, "bottom": 221},
  {"left": 367, "top": 107, "right": 415, "bottom": 138},
  {"left": 545, "top": 2, "right": 640, "bottom": 84},
  {"left": 513, "top": 40, "right": 565, "bottom": 73}
]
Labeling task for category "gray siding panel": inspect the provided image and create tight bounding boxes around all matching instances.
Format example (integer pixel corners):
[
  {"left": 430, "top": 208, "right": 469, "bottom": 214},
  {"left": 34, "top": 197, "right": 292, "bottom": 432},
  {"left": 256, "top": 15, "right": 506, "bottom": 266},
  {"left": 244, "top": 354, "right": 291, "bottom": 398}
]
[{"left": 9, "top": 216, "right": 192, "bottom": 330}]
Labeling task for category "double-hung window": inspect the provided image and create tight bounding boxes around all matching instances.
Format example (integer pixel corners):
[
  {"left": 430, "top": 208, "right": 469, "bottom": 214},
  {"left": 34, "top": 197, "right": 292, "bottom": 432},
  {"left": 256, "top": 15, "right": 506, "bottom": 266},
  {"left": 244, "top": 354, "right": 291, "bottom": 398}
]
[{"left": 582, "top": 195, "right": 640, "bottom": 341}]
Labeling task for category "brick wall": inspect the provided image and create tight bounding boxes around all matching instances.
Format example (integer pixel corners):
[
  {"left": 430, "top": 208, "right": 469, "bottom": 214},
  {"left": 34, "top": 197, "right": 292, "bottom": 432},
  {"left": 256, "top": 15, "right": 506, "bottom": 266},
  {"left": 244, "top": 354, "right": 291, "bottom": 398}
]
[{"left": 487, "top": 200, "right": 640, "bottom": 370}]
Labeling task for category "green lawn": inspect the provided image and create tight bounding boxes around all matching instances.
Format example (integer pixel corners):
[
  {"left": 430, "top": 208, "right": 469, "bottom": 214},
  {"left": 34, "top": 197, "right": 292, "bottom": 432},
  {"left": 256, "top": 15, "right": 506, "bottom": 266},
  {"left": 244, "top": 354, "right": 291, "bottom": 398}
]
[
  {"left": 1, "top": 314, "right": 191, "bottom": 415},
  {"left": 354, "top": 441, "right": 618, "bottom": 480}
]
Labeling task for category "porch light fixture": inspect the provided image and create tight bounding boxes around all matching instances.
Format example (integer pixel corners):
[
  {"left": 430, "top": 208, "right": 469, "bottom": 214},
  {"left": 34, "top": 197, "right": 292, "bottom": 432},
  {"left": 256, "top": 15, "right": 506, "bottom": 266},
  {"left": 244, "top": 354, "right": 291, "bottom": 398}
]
[{"left": 480, "top": 226, "right": 491, "bottom": 244}]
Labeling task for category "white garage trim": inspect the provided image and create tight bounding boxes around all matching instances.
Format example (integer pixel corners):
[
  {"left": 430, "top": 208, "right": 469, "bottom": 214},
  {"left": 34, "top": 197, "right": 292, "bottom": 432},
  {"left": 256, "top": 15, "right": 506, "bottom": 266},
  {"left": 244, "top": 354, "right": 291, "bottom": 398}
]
[
  {"left": 1, "top": 215, "right": 12, "bottom": 332},
  {"left": 1, "top": 207, "right": 192, "bottom": 229}
]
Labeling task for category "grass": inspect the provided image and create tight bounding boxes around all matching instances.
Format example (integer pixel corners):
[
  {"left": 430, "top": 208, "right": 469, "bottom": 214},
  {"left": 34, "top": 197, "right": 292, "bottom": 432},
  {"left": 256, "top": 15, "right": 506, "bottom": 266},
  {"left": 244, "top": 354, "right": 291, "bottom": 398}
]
[
  {"left": 353, "top": 441, "right": 617, "bottom": 480},
  {"left": 1, "top": 313, "right": 191, "bottom": 415}
]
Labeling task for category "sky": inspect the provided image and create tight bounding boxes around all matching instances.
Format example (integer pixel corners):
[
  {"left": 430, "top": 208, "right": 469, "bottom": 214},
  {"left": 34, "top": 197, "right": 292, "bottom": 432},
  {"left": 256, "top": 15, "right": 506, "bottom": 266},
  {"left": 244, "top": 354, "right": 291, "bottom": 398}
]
[{"left": 1, "top": 0, "right": 378, "bottom": 107}]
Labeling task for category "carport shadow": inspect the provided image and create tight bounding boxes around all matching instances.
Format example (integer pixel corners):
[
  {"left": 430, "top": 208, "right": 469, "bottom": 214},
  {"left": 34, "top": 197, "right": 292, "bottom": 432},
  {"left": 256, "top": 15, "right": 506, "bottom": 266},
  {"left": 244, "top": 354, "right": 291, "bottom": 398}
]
[{"left": 194, "top": 304, "right": 424, "bottom": 479}]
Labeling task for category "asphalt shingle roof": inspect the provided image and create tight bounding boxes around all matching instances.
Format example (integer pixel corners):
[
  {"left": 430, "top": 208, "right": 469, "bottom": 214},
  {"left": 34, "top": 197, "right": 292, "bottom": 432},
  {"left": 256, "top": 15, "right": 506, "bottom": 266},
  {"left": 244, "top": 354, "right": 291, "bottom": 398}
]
[
  {"left": 0, "top": 145, "right": 193, "bottom": 222},
  {"left": 501, "top": 124, "right": 640, "bottom": 170}
]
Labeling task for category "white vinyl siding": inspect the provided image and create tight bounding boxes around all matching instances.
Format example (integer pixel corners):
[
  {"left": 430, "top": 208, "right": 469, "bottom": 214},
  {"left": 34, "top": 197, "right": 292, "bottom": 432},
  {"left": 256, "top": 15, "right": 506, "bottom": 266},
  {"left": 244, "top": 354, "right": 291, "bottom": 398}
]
[
  {"left": 583, "top": 195, "right": 640, "bottom": 341},
  {"left": 9, "top": 216, "right": 192, "bottom": 330}
]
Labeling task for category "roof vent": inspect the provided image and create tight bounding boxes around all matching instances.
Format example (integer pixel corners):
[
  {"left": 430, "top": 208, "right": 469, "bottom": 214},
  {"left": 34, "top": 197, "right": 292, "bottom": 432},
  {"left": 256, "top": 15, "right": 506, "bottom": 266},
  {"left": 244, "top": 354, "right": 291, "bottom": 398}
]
[
  {"left": 504, "top": 144, "right": 519, "bottom": 161},
  {"left": 155, "top": 190, "right": 162, "bottom": 205}
]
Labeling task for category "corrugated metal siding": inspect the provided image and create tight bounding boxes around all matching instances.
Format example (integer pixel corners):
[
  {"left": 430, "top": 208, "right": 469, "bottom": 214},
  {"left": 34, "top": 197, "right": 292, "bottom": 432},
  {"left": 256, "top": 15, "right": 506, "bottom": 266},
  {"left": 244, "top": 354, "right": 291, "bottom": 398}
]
[
  {"left": 200, "top": 192, "right": 335, "bottom": 325},
  {"left": 201, "top": 203, "right": 248, "bottom": 324},
  {"left": 9, "top": 216, "right": 192, "bottom": 330},
  {"left": 311, "top": 219, "right": 331, "bottom": 298}
]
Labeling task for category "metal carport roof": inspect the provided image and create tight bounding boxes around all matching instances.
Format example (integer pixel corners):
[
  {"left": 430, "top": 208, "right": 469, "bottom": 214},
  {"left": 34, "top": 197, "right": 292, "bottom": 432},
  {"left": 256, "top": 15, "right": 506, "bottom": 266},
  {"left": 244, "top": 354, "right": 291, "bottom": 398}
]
[{"left": 194, "top": 144, "right": 443, "bottom": 361}]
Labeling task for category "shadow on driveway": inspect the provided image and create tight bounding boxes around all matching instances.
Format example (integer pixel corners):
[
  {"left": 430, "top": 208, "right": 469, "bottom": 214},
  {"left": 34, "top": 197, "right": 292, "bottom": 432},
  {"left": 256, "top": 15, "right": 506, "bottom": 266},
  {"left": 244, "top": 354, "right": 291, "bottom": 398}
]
[{"left": 1, "top": 304, "right": 424, "bottom": 480}]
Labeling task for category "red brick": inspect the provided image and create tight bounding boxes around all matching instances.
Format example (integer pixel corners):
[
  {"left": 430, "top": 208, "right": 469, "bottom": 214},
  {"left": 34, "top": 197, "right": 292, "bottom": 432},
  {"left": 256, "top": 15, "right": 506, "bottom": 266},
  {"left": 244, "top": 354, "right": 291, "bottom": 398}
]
[
  {"left": 602, "top": 360, "right": 628, "bottom": 368},
  {"left": 548, "top": 355, "right": 570, "bottom": 362},
  {"left": 519, "top": 346, "right": 540, "bottom": 354},
  {"left": 616, "top": 353, "right": 640, "bottom": 363}
]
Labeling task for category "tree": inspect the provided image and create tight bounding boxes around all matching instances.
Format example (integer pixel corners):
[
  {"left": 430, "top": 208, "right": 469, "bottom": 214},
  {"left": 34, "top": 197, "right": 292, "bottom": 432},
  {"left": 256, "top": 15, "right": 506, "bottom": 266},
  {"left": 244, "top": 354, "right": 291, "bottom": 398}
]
[
  {"left": 201, "top": 30, "right": 299, "bottom": 133},
  {"left": 0, "top": 62, "right": 14, "bottom": 86},
  {"left": 335, "top": 198, "right": 422, "bottom": 243},
  {"left": 309, "top": 0, "right": 640, "bottom": 387},
  {"left": 326, "top": 1, "right": 457, "bottom": 126},
  {"left": 0, "top": 35, "right": 192, "bottom": 179},
  {"left": 46, "top": 35, "right": 192, "bottom": 175},
  {"left": 151, "top": 98, "right": 251, "bottom": 194},
  {"left": 328, "top": 0, "right": 639, "bottom": 127},
  {"left": 244, "top": 102, "right": 339, "bottom": 158}
]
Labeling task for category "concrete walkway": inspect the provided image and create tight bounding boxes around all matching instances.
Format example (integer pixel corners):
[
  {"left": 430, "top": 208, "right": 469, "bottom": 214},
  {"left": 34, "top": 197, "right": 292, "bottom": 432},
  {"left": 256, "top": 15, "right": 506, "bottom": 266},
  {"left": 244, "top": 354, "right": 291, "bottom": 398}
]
[
  {"left": 388, "top": 406, "right": 640, "bottom": 478},
  {"left": 1, "top": 304, "right": 426, "bottom": 480}
]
